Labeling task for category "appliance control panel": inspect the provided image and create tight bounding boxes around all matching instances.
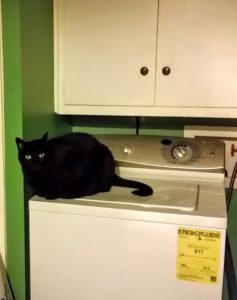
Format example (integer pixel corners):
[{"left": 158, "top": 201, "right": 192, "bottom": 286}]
[{"left": 96, "top": 135, "right": 225, "bottom": 172}]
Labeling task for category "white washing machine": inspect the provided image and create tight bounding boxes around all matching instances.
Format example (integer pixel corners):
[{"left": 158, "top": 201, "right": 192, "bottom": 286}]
[{"left": 29, "top": 135, "right": 227, "bottom": 300}]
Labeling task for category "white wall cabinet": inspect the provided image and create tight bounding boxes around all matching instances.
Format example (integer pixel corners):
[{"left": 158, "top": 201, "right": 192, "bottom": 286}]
[{"left": 54, "top": 0, "right": 237, "bottom": 117}]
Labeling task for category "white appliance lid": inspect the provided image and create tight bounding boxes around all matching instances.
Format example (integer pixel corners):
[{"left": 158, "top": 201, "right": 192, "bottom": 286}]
[{"left": 85, "top": 180, "right": 199, "bottom": 212}]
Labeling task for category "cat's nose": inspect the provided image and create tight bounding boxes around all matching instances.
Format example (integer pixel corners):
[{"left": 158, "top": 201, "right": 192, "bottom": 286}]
[{"left": 30, "top": 164, "right": 41, "bottom": 172}]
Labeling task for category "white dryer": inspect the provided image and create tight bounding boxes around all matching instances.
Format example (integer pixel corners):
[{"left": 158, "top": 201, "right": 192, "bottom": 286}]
[{"left": 29, "top": 135, "right": 227, "bottom": 300}]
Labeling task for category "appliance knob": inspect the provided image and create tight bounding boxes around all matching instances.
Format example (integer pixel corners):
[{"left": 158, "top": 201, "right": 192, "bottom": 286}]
[
  {"left": 123, "top": 146, "right": 132, "bottom": 154},
  {"left": 173, "top": 146, "right": 188, "bottom": 158}
]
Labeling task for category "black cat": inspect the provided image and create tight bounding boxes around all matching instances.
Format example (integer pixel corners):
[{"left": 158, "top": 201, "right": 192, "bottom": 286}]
[{"left": 16, "top": 132, "right": 153, "bottom": 199}]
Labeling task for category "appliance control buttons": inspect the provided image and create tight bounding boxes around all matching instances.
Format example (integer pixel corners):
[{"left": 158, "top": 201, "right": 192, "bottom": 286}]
[
  {"left": 123, "top": 146, "right": 132, "bottom": 154},
  {"left": 170, "top": 144, "right": 193, "bottom": 161},
  {"left": 173, "top": 146, "right": 187, "bottom": 158},
  {"left": 161, "top": 139, "right": 172, "bottom": 145},
  {"left": 210, "top": 152, "right": 216, "bottom": 157}
]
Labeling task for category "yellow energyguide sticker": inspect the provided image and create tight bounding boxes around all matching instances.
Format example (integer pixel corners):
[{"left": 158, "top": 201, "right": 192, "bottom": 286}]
[{"left": 177, "top": 227, "right": 221, "bottom": 284}]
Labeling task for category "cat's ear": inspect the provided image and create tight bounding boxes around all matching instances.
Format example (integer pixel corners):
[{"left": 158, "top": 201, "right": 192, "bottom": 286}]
[
  {"left": 15, "top": 137, "right": 25, "bottom": 151},
  {"left": 41, "top": 132, "right": 48, "bottom": 144}
]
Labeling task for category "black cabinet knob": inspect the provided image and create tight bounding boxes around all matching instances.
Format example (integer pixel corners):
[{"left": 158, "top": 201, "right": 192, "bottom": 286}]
[
  {"left": 162, "top": 66, "right": 171, "bottom": 76},
  {"left": 140, "top": 66, "right": 149, "bottom": 76}
]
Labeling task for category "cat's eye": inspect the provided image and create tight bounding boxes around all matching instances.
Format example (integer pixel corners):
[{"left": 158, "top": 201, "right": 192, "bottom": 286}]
[
  {"left": 25, "top": 154, "right": 32, "bottom": 160},
  {"left": 39, "top": 153, "right": 45, "bottom": 159}
]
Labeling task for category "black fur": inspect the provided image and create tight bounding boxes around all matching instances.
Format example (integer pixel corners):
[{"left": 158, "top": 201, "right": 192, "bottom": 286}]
[{"left": 16, "top": 132, "right": 153, "bottom": 199}]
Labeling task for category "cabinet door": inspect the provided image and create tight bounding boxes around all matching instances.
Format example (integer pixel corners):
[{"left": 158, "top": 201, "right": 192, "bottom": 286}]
[
  {"left": 156, "top": 0, "right": 237, "bottom": 108},
  {"left": 55, "top": 0, "right": 158, "bottom": 108}
]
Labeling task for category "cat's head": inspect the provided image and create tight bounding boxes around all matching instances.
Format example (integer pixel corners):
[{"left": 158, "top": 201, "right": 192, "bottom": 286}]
[{"left": 16, "top": 133, "right": 49, "bottom": 172}]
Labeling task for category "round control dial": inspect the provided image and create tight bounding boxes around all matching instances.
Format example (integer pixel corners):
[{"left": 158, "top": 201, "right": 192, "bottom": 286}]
[{"left": 170, "top": 144, "right": 193, "bottom": 160}]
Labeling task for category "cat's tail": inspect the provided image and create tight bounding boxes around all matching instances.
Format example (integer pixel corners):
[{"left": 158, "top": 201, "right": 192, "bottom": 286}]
[{"left": 113, "top": 174, "right": 153, "bottom": 196}]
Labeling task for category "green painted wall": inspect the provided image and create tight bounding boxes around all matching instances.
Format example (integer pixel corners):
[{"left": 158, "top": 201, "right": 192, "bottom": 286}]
[
  {"left": 2, "top": 0, "right": 71, "bottom": 299},
  {"left": 2, "top": 1, "right": 25, "bottom": 299},
  {"left": 21, "top": 0, "right": 71, "bottom": 140},
  {"left": 71, "top": 116, "right": 184, "bottom": 136},
  {"left": 20, "top": 1, "right": 71, "bottom": 299}
]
